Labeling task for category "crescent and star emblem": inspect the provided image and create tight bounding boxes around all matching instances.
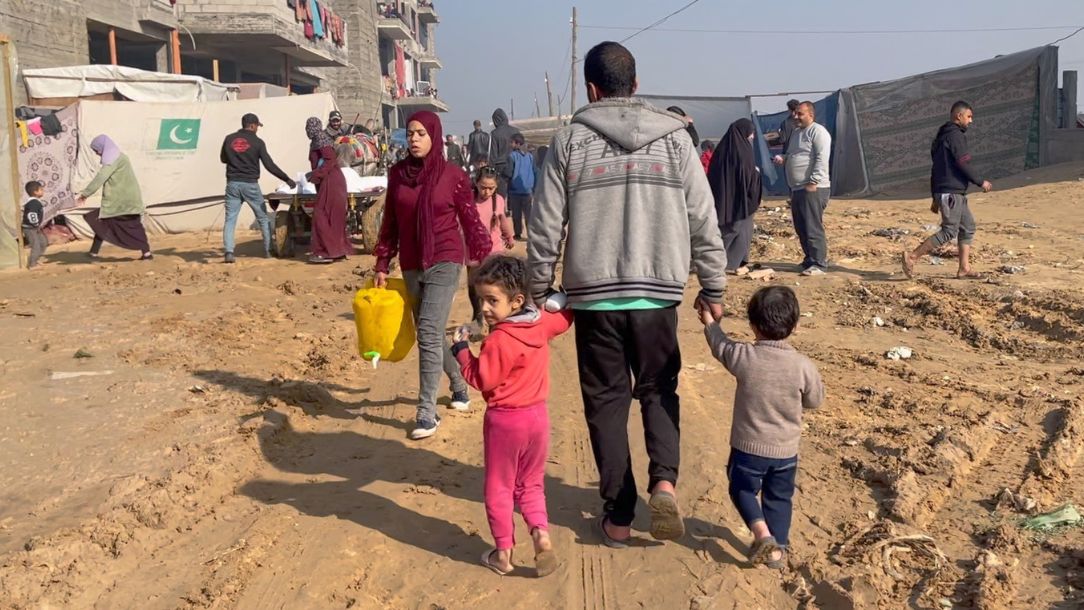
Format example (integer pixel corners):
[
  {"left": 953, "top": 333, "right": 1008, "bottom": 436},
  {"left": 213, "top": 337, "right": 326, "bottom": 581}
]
[{"left": 169, "top": 124, "right": 195, "bottom": 145}]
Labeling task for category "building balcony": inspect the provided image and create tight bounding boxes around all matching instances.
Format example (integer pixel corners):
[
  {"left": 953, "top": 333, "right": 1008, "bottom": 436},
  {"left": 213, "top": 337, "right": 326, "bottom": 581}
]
[
  {"left": 418, "top": 52, "right": 442, "bottom": 70},
  {"left": 176, "top": 0, "right": 349, "bottom": 67},
  {"left": 395, "top": 94, "right": 449, "bottom": 113},
  {"left": 377, "top": 16, "right": 413, "bottom": 41},
  {"left": 417, "top": 3, "right": 439, "bottom": 23}
]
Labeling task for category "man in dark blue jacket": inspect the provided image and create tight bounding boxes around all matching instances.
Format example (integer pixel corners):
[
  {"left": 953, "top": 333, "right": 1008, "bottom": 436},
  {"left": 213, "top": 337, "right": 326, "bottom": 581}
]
[{"left": 902, "top": 100, "right": 992, "bottom": 279}]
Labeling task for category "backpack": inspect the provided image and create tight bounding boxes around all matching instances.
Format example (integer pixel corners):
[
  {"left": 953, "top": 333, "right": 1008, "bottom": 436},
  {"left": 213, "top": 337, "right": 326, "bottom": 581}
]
[{"left": 509, "top": 151, "right": 536, "bottom": 194}]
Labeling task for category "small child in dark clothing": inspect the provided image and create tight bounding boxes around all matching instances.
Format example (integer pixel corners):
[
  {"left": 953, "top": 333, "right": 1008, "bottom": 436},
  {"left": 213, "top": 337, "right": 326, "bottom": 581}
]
[
  {"left": 22, "top": 181, "right": 47, "bottom": 269},
  {"left": 697, "top": 286, "right": 824, "bottom": 569}
]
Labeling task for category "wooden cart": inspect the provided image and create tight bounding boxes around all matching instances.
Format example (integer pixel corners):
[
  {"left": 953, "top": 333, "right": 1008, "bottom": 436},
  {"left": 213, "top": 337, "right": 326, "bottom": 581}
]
[{"left": 267, "top": 188, "right": 386, "bottom": 258}]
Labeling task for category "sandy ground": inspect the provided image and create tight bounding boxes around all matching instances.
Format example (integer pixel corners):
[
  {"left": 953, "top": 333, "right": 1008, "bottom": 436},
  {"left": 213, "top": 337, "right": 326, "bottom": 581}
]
[{"left": 2, "top": 163, "right": 1084, "bottom": 610}]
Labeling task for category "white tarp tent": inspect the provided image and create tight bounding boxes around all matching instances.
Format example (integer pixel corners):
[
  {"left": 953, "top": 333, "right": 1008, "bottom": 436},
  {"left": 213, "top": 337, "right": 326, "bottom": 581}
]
[
  {"left": 1, "top": 37, "right": 21, "bottom": 270},
  {"left": 23, "top": 65, "right": 239, "bottom": 103},
  {"left": 66, "top": 92, "right": 337, "bottom": 235},
  {"left": 638, "top": 94, "right": 752, "bottom": 143}
]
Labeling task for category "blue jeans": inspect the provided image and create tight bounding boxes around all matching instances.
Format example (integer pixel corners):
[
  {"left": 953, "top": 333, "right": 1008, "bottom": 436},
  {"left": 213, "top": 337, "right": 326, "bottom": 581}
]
[
  {"left": 224, "top": 181, "right": 271, "bottom": 254},
  {"left": 727, "top": 448, "right": 798, "bottom": 547}
]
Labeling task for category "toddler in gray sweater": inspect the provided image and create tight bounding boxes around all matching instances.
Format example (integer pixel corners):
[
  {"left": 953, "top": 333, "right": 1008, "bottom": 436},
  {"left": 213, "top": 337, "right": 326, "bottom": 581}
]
[{"left": 698, "top": 285, "right": 824, "bottom": 569}]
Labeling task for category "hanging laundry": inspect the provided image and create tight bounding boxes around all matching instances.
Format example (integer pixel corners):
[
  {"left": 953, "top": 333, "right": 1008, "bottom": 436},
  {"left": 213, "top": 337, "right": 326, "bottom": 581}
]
[
  {"left": 394, "top": 43, "right": 406, "bottom": 99},
  {"left": 295, "top": 0, "right": 308, "bottom": 21},
  {"left": 304, "top": 19, "right": 314, "bottom": 39},
  {"left": 311, "top": 0, "right": 325, "bottom": 38}
]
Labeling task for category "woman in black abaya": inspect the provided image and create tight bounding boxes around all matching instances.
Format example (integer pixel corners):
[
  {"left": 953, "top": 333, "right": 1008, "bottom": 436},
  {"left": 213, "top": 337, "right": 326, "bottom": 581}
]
[{"left": 707, "top": 118, "right": 762, "bottom": 274}]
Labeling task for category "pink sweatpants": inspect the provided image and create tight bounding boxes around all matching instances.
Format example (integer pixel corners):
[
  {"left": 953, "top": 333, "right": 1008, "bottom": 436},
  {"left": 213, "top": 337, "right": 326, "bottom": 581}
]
[{"left": 483, "top": 403, "right": 550, "bottom": 550}]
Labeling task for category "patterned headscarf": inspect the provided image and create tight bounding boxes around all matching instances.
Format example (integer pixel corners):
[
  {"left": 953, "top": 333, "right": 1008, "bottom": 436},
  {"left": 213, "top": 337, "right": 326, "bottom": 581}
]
[{"left": 305, "top": 117, "right": 333, "bottom": 150}]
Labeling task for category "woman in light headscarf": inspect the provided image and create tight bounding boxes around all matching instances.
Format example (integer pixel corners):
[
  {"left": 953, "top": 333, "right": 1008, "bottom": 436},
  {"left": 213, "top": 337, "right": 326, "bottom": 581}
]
[
  {"left": 372, "top": 110, "right": 491, "bottom": 440},
  {"left": 707, "top": 118, "right": 762, "bottom": 274},
  {"left": 76, "top": 135, "right": 152, "bottom": 260}
]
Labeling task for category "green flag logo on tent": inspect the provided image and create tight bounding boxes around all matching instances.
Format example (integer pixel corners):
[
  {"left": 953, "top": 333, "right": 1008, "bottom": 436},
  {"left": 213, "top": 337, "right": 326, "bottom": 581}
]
[{"left": 157, "top": 119, "right": 201, "bottom": 150}]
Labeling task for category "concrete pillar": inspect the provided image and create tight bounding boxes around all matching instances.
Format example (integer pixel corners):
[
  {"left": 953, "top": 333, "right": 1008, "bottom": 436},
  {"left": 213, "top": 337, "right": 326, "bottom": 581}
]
[
  {"left": 155, "top": 43, "right": 169, "bottom": 73},
  {"left": 1063, "top": 71, "right": 1078, "bottom": 128}
]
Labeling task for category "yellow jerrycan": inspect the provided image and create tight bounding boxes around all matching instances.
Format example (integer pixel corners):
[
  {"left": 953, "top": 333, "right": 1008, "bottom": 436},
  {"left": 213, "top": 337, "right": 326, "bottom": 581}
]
[{"left": 353, "top": 278, "right": 415, "bottom": 367}]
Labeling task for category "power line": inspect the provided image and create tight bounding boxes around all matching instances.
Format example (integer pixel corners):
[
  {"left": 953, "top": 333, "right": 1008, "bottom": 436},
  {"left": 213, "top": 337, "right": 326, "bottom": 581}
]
[
  {"left": 1051, "top": 25, "right": 1084, "bottom": 45},
  {"left": 618, "top": 0, "right": 702, "bottom": 44},
  {"left": 582, "top": 24, "right": 1084, "bottom": 36}
]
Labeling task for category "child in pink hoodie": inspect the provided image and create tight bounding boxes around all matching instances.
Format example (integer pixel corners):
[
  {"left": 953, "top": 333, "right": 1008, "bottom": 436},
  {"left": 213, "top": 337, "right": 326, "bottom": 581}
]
[
  {"left": 468, "top": 166, "right": 515, "bottom": 331},
  {"left": 452, "top": 255, "right": 572, "bottom": 578}
]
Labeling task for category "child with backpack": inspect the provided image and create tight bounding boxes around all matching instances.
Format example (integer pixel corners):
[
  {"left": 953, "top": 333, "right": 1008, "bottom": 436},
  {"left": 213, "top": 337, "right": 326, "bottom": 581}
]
[
  {"left": 467, "top": 167, "right": 515, "bottom": 335},
  {"left": 451, "top": 255, "right": 573, "bottom": 577},
  {"left": 507, "top": 134, "right": 536, "bottom": 241},
  {"left": 697, "top": 286, "right": 824, "bottom": 569}
]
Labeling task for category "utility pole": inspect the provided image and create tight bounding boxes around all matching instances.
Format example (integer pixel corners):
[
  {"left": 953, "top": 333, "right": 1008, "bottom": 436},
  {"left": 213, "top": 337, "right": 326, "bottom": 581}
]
[
  {"left": 534, "top": 93, "right": 541, "bottom": 118},
  {"left": 545, "top": 71, "right": 555, "bottom": 117},
  {"left": 510, "top": 97, "right": 515, "bottom": 120},
  {"left": 570, "top": 6, "right": 578, "bottom": 116}
]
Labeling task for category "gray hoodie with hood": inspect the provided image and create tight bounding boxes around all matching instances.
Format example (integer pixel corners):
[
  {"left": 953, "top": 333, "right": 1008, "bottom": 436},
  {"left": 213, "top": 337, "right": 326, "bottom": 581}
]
[
  {"left": 488, "top": 108, "right": 521, "bottom": 171},
  {"left": 527, "top": 98, "right": 728, "bottom": 305}
]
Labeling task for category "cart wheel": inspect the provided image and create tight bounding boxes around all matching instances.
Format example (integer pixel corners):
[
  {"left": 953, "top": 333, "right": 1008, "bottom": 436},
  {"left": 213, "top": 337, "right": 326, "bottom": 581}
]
[
  {"left": 274, "top": 210, "right": 294, "bottom": 258},
  {"left": 360, "top": 193, "right": 386, "bottom": 254}
]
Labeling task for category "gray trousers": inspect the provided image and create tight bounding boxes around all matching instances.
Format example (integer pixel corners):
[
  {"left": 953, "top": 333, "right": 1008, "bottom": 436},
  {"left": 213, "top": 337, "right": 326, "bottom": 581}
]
[
  {"left": 720, "top": 217, "right": 754, "bottom": 271},
  {"left": 931, "top": 193, "right": 975, "bottom": 247},
  {"left": 790, "top": 188, "right": 830, "bottom": 270},
  {"left": 403, "top": 262, "right": 467, "bottom": 424},
  {"left": 23, "top": 227, "right": 47, "bottom": 267}
]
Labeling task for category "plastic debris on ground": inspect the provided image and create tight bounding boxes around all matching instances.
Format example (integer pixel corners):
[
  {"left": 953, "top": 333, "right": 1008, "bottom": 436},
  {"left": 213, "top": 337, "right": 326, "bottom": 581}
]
[
  {"left": 1021, "top": 504, "right": 1082, "bottom": 532},
  {"left": 885, "top": 346, "right": 913, "bottom": 360}
]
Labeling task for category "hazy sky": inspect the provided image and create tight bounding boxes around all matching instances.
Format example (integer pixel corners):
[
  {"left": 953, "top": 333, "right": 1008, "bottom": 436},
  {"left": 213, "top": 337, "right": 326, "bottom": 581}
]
[{"left": 433, "top": 0, "right": 1084, "bottom": 136}]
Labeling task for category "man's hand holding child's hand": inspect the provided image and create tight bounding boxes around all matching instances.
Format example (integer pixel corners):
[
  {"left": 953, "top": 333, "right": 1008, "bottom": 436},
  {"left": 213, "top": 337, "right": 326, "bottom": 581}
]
[{"left": 694, "top": 297, "right": 722, "bottom": 326}]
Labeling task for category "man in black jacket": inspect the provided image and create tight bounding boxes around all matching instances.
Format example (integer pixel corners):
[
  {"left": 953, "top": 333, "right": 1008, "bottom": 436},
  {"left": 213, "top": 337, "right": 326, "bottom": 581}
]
[
  {"left": 488, "top": 108, "right": 521, "bottom": 198},
  {"left": 466, "top": 119, "right": 489, "bottom": 168},
  {"left": 220, "top": 113, "right": 296, "bottom": 263},
  {"left": 902, "top": 101, "right": 992, "bottom": 279},
  {"left": 444, "top": 134, "right": 466, "bottom": 170}
]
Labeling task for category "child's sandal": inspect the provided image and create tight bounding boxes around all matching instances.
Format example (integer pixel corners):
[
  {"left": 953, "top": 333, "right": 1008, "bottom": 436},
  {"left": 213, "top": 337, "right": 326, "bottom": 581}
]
[{"left": 480, "top": 548, "right": 512, "bottom": 575}]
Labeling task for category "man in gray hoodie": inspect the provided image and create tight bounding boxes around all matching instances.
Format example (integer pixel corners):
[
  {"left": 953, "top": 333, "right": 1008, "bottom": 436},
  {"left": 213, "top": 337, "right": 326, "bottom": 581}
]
[
  {"left": 489, "top": 108, "right": 521, "bottom": 198},
  {"left": 528, "top": 41, "right": 728, "bottom": 547}
]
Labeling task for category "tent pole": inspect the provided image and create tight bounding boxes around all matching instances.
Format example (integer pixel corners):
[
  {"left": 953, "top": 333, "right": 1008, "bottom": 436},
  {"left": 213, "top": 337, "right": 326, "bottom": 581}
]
[
  {"left": 170, "top": 29, "right": 182, "bottom": 74},
  {"left": 108, "top": 28, "right": 118, "bottom": 65},
  {"left": 0, "top": 37, "right": 24, "bottom": 269}
]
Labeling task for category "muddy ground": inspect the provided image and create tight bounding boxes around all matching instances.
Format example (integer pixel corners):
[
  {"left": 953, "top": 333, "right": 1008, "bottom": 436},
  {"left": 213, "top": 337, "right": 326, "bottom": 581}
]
[{"left": 2, "top": 163, "right": 1083, "bottom": 610}]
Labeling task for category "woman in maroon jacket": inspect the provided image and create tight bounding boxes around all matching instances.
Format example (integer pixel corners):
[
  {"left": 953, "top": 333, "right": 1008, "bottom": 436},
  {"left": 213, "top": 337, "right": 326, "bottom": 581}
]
[{"left": 374, "top": 111, "right": 492, "bottom": 440}]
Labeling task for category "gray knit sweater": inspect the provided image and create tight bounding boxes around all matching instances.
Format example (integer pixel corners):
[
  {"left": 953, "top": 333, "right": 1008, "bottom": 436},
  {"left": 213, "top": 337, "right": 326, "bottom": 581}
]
[{"left": 705, "top": 323, "right": 824, "bottom": 459}]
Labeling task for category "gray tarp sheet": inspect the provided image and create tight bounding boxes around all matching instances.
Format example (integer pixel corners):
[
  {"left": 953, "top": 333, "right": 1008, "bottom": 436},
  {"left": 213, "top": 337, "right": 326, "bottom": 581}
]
[{"left": 844, "top": 46, "right": 1056, "bottom": 194}]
